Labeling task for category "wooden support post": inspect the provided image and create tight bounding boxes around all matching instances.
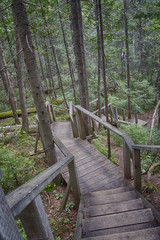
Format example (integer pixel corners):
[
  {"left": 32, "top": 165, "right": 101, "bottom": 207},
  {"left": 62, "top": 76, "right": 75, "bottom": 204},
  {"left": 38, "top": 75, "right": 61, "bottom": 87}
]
[
  {"left": 76, "top": 109, "right": 86, "bottom": 140},
  {"left": 72, "top": 108, "right": 79, "bottom": 138},
  {"left": 19, "top": 195, "right": 55, "bottom": 240},
  {"left": 115, "top": 107, "right": 118, "bottom": 123},
  {"left": 0, "top": 185, "right": 22, "bottom": 240},
  {"left": 123, "top": 140, "right": 131, "bottom": 179},
  {"left": 133, "top": 148, "right": 141, "bottom": 192},
  {"left": 135, "top": 113, "right": 138, "bottom": 124},
  {"left": 50, "top": 104, "right": 56, "bottom": 122},
  {"left": 60, "top": 179, "right": 71, "bottom": 210},
  {"left": 34, "top": 126, "right": 40, "bottom": 153},
  {"left": 68, "top": 160, "right": 80, "bottom": 210},
  {"left": 123, "top": 109, "right": 126, "bottom": 121}
]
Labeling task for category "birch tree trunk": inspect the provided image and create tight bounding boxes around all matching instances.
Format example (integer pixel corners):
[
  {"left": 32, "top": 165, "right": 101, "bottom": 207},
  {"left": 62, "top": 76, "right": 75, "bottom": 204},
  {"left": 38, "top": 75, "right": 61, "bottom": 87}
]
[
  {"left": 0, "top": 42, "right": 20, "bottom": 124},
  {"left": 12, "top": 0, "right": 57, "bottom": 166}
]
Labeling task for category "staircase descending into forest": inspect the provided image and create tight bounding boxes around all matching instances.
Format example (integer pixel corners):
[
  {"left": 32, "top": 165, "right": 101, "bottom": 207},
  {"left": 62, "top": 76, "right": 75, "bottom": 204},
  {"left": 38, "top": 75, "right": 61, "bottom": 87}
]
[{"left": 1, "top": 102, "right": 160, "bottom": 240}]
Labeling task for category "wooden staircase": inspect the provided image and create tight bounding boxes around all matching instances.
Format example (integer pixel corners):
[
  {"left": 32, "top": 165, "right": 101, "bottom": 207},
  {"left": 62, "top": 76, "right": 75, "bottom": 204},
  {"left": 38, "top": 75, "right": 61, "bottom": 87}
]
[{"left": 78, "top": 187, "right": 160, "bottom": 239}]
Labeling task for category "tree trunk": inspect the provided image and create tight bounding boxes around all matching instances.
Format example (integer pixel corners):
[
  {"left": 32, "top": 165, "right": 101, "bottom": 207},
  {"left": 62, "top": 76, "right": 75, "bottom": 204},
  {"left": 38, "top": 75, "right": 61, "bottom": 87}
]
[
  {"left": 13, "top": 10, "right": 29, "bottom": 133},
  {"left": 123, "top": 0, "right": 131, "bottom": 119},
  {"left": 70, "top": 0, "right": 90, "bottom": 134},
  {"left": 42, "top": 36, "right": 57, "bottom": 99},
  {"left": 98, "top": 0, "right": 111, "bottom": 158},
  {"left": 0, "top": 42, "right": 20, "bottom": 124},
  {"left": 58, "top": 10, "right": 77, "bottom": 105},
  {"left": 95, "top": 0, "right": 101, "bottom": 118},
  {"left": 12, "top": 0, "right": 57, "bottom": 166},
  {"left": 39, "top": 1, "right": 68, "bottom": 108},
  {"left": 34, "top": 35, "right": 49, "bottom": 96},
  {"left": 139, "top": 17, "right": 144, "bottom": 81}
]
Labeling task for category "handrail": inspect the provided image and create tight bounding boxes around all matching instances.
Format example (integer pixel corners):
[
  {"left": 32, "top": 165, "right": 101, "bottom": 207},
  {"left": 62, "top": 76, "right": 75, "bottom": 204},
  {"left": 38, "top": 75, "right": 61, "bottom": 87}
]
[
  {"left": 75, "top": 105, "right": 134, "bottom": 153},
  {"left": 6, "top": 155, "right": 74, "bottom": 217},
  {"left": 133, "top": 145, "right": 160, "bottom": 152}
]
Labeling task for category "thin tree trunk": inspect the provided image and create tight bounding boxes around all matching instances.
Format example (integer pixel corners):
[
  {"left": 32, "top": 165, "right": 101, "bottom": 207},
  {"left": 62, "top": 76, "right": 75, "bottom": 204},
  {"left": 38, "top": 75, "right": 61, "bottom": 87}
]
[
  {"left": 12, "top": 0, "right": 57, "bottom": 166},
  {"left": 1, "top": 14, "right": 17, "bottom": 70},
  {"left": 139, "top": 17, "right": 144, "bottom": 81},
  {"left": 39, "top": 1, "right": 68, "bottom": 108},
  {"left": 98, "top": 0, "right": 111, "bottom": 158},
  {"left": 42, "top": 36, "right": 57, "bottom": 99},
  {"left": 123, "top": 0, "right": 131, "bottom": 119},
  {"left": 58, "top": 10, "right": 77, "bottom": 105},
  {"left": 95, "top": 0, "right": 101, "bottom": 118},
  {"left": 13, "top": 10, "right": 29, "bottom": 133},
  {"left": 0, "top": 42, "right": 20, "bottom": 124},
  {"left": 34, "top": 35, "right": 49, "bottom": 95}
]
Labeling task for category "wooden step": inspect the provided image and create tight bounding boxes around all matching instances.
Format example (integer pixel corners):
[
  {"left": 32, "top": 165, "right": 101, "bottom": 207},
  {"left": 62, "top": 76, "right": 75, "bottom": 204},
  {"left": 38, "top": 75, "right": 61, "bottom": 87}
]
[
  {"left": 85, "top": 190, "right": 137, "bottom": 206},
  {"left": 84, "top": 198, "right": 144, "bottom": 217},
  {"left": 82, "top": 227, "right": 160, "bottom": 240},
  {"left": 82, "top": 208, "right": 154, "bottom": 233},
  {"left": 83, "top": 222, "right": 158, "bottom": 238},
  {"left": 87, "top": 187, "right": 129, "bottom": 197}
]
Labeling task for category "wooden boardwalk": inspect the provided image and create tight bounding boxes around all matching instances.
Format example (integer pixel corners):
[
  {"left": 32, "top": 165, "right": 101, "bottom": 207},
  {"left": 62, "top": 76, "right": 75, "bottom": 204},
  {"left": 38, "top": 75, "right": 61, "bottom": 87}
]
[
  {"left": 52, "top": 121, "right": 125, "bottom": 194},
  {"left": 52, "top": 121, "right": 160, "bottom": 239}
]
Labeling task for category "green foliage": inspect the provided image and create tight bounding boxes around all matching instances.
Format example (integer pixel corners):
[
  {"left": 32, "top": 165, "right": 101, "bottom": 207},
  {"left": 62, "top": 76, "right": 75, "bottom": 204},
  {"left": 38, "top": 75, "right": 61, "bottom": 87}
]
[
  {"left": 120, "top": 125, "right": 149, "bottom": 145},
  {"left": 92, "top": 135, "right": 118, "bottom": 165},
  {"left": 45, "top": 183, "right": 57, "bottom": 193},
  {"left": 0, "top": 144, "right": 35, "bottom": 193},
  {"left": 143, "top": 181, "right": 159, "bottom": 194},
  {"left": 16, "top": 219, "right": 27, "bottom": 240}
]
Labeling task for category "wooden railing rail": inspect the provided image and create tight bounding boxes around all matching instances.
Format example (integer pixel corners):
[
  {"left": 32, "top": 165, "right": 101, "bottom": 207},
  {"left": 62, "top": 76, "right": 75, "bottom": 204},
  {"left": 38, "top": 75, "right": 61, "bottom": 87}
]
[
  {"left": 3, "top": 128, "right": 80, "bottom": 240},
  {"left": 133, "top": 145, "right": 160, "bottom": 193}
]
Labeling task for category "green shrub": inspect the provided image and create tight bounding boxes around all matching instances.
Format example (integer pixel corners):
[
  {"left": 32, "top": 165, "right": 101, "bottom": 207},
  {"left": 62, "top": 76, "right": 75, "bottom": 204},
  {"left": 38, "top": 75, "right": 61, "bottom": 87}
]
[{"left": 0, "top": 144, "right": 35, "bottom": 194}]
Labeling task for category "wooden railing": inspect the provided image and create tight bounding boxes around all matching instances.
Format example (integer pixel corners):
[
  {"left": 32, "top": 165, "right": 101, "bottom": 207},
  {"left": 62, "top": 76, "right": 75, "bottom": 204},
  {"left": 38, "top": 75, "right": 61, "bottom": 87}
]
[
  {"left": 69, "top": 103, "right": 160, "bottom": 193},
  {"left": 89, "top": 98, "right": 139, "bottom": 124},
  {"left": 2, "top": 132, "right": 80, "bottom": 240}
]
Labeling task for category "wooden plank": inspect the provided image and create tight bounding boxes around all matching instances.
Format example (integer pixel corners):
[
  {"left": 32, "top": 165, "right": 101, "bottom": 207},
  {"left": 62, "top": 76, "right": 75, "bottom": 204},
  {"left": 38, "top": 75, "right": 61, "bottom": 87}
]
[
  {"left": 84, "top": 198, "right": 144, "bottom": 217},
  {"left": 82, "top": 227, "right": 160, "bottom": 240},
  {"left": 86, "top": 191, "right": 137, "bottom": 206},
  {"left": 82, "top": 208, "right": 154, "bottom": 232},
  {"left": 83, "top": 222, "right": 158, "bottom": 238},
  {"left": 133, "top": 144, "right": 160, "bottom": 152},
  {"left": 82, "top": 176, "right": 124, "bottom": 194},
  {"left": 87, "top": 187, "right": 129, "bottom": 197}
]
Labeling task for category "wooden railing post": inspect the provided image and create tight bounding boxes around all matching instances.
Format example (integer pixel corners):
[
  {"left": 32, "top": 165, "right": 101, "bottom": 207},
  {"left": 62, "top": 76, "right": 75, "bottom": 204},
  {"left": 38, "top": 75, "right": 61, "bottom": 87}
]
[
  {"left": 0, "top": 185, "right": 22, "bottom": 240},
  {"left": 68, "top": 160, "right": 80, "bottom": 210},
  {"left": 123, "top": 140, "right": 131, "bottom": 179},
  {"left": 135, "top": 113, "right": 138, "bottom": 124},
  {"left": 50, "top": 104, "right": 56, "bottom": 122},
  {"left": 133, "top": 148, "right": 141, "bottom": 192},
  {"left": 19, "top": 195, "right": 54, "bottom": 240},
  {"left": 76, "top": 109, "right": 86, "bottom": 140},
  {"left": 123, "top": 109, "right": 126, "bottom": 121}
]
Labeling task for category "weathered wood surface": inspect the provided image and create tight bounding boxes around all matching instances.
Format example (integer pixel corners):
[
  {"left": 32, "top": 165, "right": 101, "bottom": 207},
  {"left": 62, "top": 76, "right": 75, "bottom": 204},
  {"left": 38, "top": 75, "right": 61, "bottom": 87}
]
[
  {"left": 51, "top": 122, "right": 124, "bottom": 194},
  {"left": 82, "top": 227, "right": 160, "bottom": 240}
]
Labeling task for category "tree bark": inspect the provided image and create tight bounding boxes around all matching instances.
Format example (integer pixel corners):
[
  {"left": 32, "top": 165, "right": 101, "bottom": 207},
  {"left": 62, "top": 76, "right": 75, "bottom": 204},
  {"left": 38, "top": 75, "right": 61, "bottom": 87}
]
[
  {"left": 123, "top": 0, "right": 131, "bottom": 119},
  {"left": 58, "top": 10, "right": 77, "bottom": 105},
  {"left": 95, "top": 0, "right": 101, "bottom": 118},
  {"left": 139, "top": 17, "right": 144, "bottom": 81},
  {"left": 70, "top": 0, "right": 90, "bottom": 134},
  {"left": 12, "top": 0, "right": 57, "bottom": 166},
  {"left": 0, "top": 42, "right": 20, "bottom": 124},
  {"left": 98, "top": 0, "right": 111, "bottom": 158},
  {"left": 13, "top": 11, "right": 29, "bottom": 133}
]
